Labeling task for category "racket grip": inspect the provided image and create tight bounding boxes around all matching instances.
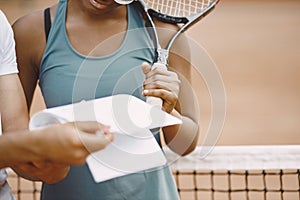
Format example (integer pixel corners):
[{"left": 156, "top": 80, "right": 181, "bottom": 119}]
[{"left": 146, "top": 62, "right": 167, "bottom": 108}]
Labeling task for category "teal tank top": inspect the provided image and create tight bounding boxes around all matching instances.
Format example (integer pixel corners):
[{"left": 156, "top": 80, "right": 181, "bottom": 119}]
[{"left": 39, "top": 0, "right": 179, "bottom": 199}]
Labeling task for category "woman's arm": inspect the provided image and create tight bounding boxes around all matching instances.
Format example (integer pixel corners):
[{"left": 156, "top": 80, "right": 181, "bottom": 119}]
[
  {"left": 162, "top": 51, "right": 199, "bottom": 156},
  {"left": 12, "top": 10, "right": 46, "bottom": 110},
  {"left": 10, "top": 10, "right": 52, "bottom": 182},
  {"left": 143, "top": 21, "right": 199, "bottom": 156}
]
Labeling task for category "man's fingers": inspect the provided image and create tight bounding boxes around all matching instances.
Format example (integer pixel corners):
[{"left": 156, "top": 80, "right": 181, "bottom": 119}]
[
  {"left": 72, "top": 121, "right": 110, "bottom": 134},
  {"left": 79, "top": 131, "right": 114, "bottom": 153},
  {"left": 72, "top": 121, "right": 114, "bottom": 152}
]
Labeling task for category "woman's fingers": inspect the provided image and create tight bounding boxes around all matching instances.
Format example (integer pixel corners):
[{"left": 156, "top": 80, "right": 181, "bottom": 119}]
[
  {"left": 142, "top": 62, "right": 180, "bottom": 113},
  {"left": 142, "top": 62, "right": 151, "bottom": 74},
  {"left": 143, "top": 89, "right": 178, "bottom": 113}
]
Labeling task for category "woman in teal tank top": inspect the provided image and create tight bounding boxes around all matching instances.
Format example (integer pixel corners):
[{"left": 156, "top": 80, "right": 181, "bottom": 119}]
[{"left": 13, "top": 0, "right": 200, "bottom": 199}]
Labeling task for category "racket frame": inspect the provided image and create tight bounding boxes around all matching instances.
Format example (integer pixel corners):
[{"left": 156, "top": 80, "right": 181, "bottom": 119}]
[{"left": 136, "top": 0, "right": 220, "bottom": 65}]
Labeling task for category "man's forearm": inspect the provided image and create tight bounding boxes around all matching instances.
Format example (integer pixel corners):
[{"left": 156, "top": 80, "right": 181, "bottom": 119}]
[
  {"left": 0, "top": 130, "right": 37, "bottom": 167},
  {"left": 0, "top": 131, "right": 45, "bottom": 181}
]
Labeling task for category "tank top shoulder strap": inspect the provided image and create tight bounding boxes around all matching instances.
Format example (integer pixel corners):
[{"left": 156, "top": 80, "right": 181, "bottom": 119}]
[
  {"left": 44, "top": 7, "right": 51, "bottom": 42},
  {"left": 43, "top": 0, "right": 67, "bottom": 42},
  {"left": 127, "top": 1, "right": 146, "bottom": 30}
]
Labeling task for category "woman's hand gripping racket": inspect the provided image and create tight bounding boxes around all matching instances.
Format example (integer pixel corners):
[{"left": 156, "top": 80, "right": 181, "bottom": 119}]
[{"left": 115, "top": 0, "right": 220, "bottom": 108}]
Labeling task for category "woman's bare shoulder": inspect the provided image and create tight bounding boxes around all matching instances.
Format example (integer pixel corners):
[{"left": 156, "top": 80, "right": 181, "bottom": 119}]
[
  {"left": 12, "top": 5, "right": 57, "bottom": 44},
  {"left": 13, "top": 10, "right": 45, "bottom": 39},
  {"left": 12, "top": 6, "right": 57, "bottom": 67}
]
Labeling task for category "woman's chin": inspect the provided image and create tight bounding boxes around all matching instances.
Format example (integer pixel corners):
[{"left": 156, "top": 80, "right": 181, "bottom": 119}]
[{"left": 89, "top": 0, "right": 113, "bottom": 9}]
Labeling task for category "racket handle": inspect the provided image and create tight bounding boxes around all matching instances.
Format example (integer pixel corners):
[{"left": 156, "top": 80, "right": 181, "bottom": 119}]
[{"left": 146, "top": 62, "right": 167, "bottom": 108}]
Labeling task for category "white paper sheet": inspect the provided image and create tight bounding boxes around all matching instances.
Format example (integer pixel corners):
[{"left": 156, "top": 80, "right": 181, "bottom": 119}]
[{"left": 29, "top": 94, "right": 182, "bottom": 183}]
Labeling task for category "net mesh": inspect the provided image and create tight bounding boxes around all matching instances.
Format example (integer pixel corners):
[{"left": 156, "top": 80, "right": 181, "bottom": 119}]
[
  {"left": 6, "top": 145, "right": 300, "bottom": 200},
  {"left": 143, "top": 0, "right": 215, "bottom": 17},
  {"left": 174, "top": 169, "right": 300, "bottom": 200}
]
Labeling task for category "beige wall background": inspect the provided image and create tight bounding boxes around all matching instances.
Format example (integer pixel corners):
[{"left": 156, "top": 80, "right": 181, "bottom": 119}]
[{"left": 1, "top": 0, "right": 299, "bottom": 146}]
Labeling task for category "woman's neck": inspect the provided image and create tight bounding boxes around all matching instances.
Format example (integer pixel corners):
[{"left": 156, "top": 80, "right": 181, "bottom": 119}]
[{"left": 65, "top": 0, "right": 128, "bottom": 56}]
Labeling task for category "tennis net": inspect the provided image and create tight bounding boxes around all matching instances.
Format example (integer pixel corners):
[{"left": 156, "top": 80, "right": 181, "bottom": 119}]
[
  {"left": 167, "top": 145, "right": 300, "bottom": 200},
  {"left": 7, "top": 145, "right": 300, "bottom": 200}
]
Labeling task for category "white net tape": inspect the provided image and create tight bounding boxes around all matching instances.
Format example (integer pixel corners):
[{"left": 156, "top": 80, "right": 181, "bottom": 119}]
[{"left": 164, "top": 145, "right": 300, "bottom": 171}]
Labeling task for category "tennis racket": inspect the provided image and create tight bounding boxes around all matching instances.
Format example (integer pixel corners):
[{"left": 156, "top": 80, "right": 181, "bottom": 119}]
[{"left": 115, "top": 0, "right": 220, "bottom": 107}]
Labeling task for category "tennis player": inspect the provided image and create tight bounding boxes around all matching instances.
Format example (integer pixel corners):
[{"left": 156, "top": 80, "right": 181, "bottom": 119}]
[{"left": 12, "top": 0, "right": 199, "bottom": 199}]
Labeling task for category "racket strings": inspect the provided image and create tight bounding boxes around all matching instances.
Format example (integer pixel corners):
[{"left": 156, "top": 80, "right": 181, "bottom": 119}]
[{"left": 144, "top": 0, "right": 214, "bottom": 17}]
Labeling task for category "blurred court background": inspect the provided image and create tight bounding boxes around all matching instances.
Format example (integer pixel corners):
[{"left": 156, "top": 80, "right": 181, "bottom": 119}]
[
  {"left": 1, "top": 0, "right": 299, "bottom": 146},
  {"left": 1, "top": 0, "right": 300, "bottom": 199}
]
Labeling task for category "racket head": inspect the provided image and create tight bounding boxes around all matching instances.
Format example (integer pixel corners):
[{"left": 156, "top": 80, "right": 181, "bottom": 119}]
[{"left": 143, "top": 0, "right": 220, "bottom": 24}]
